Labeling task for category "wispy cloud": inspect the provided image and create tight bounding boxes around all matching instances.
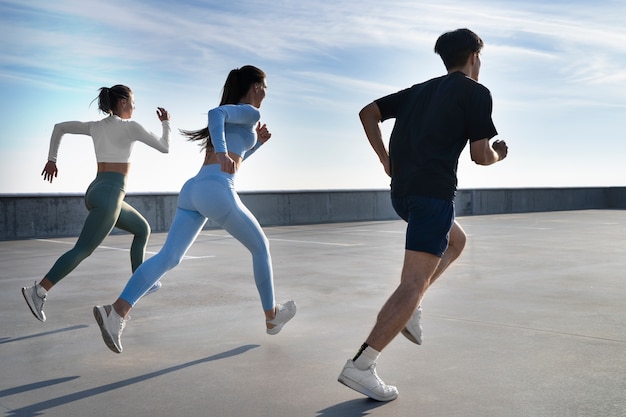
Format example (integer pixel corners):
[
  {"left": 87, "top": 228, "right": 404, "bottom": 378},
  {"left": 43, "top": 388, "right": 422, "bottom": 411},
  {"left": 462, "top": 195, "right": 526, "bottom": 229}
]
[
  {"left": 2, "top": 0, "right": 626, "bottom": 193},
  {"left": 4, "top": 0, "right": 625, "bottom": 89},
  {"left": 3, "top": 0, "right": 625, "bottom": 108}
]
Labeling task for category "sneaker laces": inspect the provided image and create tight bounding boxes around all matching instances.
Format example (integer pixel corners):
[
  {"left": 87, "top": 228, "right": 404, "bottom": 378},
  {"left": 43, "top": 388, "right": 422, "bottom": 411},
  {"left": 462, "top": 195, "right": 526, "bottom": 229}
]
[
  {"left": 368, "top": 364, "right": 387, "bottom": 386},
  {"left": 107, "top": 307, "right": 127, "bottom": 331}
]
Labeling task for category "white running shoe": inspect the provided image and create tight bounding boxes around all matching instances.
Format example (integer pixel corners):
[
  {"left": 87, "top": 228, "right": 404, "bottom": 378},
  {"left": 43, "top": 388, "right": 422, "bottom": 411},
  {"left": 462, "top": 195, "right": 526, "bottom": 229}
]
[
  {"left": 93, "top": 305, "right": 126, "bottom": 353},
  {"left": 401, "top": 305, "right": 423, "bottom": 345},
  {"left": 22, "top": 282, "right": 47, "bottom": 322},
  {"left": 144, "top": 281, "right": 162, "bottom": 297},
  {"left": 338, "top": 359, "right": 398, "bottom": 401},
  {"left": 266, "top": 300, "right": 297, "bottom": 335}
]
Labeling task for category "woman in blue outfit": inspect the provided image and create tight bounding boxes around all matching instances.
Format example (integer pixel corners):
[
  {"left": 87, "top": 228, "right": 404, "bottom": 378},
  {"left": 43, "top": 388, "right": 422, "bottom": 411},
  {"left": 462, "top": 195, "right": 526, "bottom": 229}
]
[{"left": 94, "top": 65, "right": 296, "bottom": 353}]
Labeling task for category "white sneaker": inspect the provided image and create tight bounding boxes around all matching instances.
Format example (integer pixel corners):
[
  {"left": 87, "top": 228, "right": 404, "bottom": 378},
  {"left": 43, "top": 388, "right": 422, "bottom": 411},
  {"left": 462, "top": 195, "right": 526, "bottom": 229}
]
[
  {"left": 338, "top": 359, "right": 398, "bottom": 401},
  {"left": 401, "top": 305, "right": 423, "bottom": 345},
  {"left": 93, "top": 305, "right": 126, "bottom": 353},
  {"left": 22, "top": 282, "right": 47, "bottom": 322},
  {"left": 266, "top": 300, "right": 297, "bottom": 335},
  {"left": 144, "top": 281, "right": 162, "bottom": 297}
]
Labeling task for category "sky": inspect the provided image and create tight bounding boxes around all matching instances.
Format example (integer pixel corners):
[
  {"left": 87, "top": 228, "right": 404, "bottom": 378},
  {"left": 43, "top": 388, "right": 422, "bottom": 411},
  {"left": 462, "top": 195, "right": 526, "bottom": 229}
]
[{"left": 1, "top": 0, "right": 625, "bottom": 195}]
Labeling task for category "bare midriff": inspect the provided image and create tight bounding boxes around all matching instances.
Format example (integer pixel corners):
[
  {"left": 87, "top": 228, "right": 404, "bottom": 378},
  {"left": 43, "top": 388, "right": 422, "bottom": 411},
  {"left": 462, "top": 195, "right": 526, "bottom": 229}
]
[
  {"left": 97, "top": 162, "right": 130, "bottom": 175},
  {"left": 203, "top": 150, "right": 243, "bottom": 170}
]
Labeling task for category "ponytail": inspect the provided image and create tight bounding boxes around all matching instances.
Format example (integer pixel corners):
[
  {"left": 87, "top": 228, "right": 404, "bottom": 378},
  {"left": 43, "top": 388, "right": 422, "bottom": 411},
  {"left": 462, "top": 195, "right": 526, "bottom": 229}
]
[
  {"left": 180, "top": 126, "right": 212, "bottom": 151},
  {"left": 92, "top": 84, "right": 132, "bottom": 115},
  {"left": 95, "top": 87, "right": 112, "bottom": 114}
]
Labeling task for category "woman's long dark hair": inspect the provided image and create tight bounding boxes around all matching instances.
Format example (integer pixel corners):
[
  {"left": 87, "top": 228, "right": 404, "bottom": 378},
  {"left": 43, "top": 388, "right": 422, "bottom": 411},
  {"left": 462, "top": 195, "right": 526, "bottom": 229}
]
[
  {"left": 92, "top": 84, "right": 132, "bottom": 115},
  {"left": 180, "top": 65, "right": 266, "bottom": 151}
]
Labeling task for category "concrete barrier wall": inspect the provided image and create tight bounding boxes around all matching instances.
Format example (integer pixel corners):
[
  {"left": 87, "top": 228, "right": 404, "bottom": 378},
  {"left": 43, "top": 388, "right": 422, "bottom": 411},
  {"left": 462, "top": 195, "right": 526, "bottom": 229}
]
[
  {"left": 1, "top": 187, "right": 625, "bottom": 240},
  {"left": 454, "top": 187, "right": 615, "bottom": 215}
]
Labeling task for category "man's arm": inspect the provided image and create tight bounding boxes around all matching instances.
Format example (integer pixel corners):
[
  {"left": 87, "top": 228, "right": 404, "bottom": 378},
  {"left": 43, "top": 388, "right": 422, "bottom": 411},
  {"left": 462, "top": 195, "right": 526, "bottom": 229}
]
[
  {"left": 470, "top": 138, "right": 508, "bottom": 165},
  {"left": 359, "top": 102, "right": 391, "bottom": 177}
]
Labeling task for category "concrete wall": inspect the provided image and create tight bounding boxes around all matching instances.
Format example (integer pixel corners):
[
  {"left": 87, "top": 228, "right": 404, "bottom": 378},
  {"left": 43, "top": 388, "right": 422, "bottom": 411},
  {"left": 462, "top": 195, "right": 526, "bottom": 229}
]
[{"left": 1, "top": 187, "right": 625, "bottom": 240}]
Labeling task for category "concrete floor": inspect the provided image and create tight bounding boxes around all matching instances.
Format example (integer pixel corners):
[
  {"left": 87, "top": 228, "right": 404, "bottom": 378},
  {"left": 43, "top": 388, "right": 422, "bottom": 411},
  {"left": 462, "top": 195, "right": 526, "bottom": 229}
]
[{"left": 1, "top": 210, "right": 625, "bottom": 417}]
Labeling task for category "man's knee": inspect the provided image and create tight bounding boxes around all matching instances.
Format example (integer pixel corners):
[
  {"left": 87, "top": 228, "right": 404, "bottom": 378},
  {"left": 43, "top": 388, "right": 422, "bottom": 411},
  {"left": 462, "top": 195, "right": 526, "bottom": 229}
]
[
  {"left": 401, "top": 250, "right": 441, "bottom": 284},
  {"left": 449, "top": 222, "right": 467, "bottom": 254}
]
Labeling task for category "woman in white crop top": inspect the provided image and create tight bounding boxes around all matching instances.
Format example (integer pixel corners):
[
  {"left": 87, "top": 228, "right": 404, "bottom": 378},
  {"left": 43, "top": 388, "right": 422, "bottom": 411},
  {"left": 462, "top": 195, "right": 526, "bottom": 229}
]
[
  {"left": 22, "top": 84, "right": 171, "bottom": 323},
  {"left": 93, "top": 66, "right": 296, "bottom": 354}
]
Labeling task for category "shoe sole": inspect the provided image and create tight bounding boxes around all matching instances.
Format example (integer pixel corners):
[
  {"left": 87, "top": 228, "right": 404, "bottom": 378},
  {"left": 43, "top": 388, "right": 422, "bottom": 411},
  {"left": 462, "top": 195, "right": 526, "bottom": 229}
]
[
  {"left": 22, "top": 288, "right": 45, "bottom": 322},
  {"left": 337, "top": 374, "right": 398, "bottom": 402},
  {"left": 266, "top": 319, "right": 290, "bottom": 335},
  {"left": 93, "top": 307, "right": 122, "bottom": 354},
  {"left": 266, "top": 326, "right": 282, "bottom": 335},
  {"left": 401, "top": 327, "right": 421, "bottom": 345}
]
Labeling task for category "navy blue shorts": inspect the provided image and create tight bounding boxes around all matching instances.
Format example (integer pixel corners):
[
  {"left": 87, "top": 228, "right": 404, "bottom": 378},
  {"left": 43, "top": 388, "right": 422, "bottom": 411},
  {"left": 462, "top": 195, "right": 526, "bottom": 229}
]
[{"left": 391, "top": 195, "right": 455, "bottom": 257}]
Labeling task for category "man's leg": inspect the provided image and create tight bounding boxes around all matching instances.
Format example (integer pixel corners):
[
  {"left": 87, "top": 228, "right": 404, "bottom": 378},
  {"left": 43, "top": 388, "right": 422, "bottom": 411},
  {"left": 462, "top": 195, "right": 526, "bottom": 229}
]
[
  {"left": 402, "top": 220, "right": 467, "bottom": 344},
  {"left": 338, "top": 250, "right": 440, "bottom": 401},
  {"left": 339, "top": 194, "right": 453, "bottom": 400},
  {"left": 366, "top": 250, "right": 441, "bottom": 351}
]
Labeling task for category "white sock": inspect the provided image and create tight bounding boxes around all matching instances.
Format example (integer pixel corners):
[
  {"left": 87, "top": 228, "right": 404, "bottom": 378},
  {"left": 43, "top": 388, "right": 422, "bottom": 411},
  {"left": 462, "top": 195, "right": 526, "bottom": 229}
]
[{"left": 353, "top": 345, "right": 380, "bottom": 370}]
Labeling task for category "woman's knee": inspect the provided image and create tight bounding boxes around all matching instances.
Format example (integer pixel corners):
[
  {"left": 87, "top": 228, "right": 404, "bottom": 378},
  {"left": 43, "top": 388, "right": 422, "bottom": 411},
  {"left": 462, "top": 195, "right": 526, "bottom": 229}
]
[
  {"left": 144, "top": 251, "right": 183, "bottom": 275},
  {"left": 69, "top": 244, "right": 98, "bottom": 262},
  {"left": 163, "top": 256, "right": 182, "bottom": 271},
  {"left": 250, "top": 234, "right": 271, "bottom": 259},
  {"left": 129, "top": 216, "right": 151, "bottom": 242},
  {"left": 224, "top": 213, "right": 270, "bottom": 255},
  {"left": 259, "top": 234, "right": 270, "bottom": 251},
  {"left": 139, "top": 221, "right": 151, "bottom": 240}
]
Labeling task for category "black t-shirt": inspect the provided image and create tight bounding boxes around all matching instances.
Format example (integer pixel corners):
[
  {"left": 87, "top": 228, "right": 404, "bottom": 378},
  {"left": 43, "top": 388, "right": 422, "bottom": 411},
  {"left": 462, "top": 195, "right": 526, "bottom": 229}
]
[{"left": 375, "top": 71, "right": 498, "bottom": 201}]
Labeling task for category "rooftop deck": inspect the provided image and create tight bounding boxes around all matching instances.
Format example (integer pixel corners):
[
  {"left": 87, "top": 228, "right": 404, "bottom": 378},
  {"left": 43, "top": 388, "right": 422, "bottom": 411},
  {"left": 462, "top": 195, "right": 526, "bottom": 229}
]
[{"left": 1, "top": 210, "right": 625, "bottom": 416}]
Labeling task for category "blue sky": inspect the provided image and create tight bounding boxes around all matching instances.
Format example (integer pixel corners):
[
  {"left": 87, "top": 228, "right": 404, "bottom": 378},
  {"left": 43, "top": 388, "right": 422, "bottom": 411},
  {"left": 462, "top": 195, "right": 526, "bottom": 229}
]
[{"left": 1, "top": 0, "right": 625, "bottom": 194}]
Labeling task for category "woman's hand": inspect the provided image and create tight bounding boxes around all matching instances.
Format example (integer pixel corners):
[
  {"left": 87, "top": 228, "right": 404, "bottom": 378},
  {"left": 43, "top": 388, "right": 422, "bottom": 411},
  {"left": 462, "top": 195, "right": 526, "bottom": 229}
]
[
  {"left": 41, "top": 161, "right": 58, "bottom": 183},
  {"left": 216, "top": 152, "right": 236, "bottom": 174},
  {"left": 256, "top": 122, "right": 271, "bottom": 144},
  {"left": 156, "top": 107, "right": 170, "bottom": 122}
]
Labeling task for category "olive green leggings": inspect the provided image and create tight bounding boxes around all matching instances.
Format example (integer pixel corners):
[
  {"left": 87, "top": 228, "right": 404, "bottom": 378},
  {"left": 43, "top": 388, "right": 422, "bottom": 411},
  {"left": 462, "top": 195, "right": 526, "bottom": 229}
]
[{"left": 45, "top": 172, "right": 150, "bottom": 284}]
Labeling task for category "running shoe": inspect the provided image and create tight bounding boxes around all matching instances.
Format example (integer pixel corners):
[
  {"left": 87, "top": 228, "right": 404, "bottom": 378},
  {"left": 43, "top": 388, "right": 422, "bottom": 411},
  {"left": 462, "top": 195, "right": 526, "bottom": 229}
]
[
  {"left": 22, "top": 282, "right": 47, "bottom": 322},
  {"left": 338, "top": 359, "right": 398, "bottom": 401},
  {"left": 401, "top": 305, "right": 423, "bottom": 345},
  {"left": 93, "top": 305, "right": 126, "bottom": 353},
  {"left": 266, "top": 300, "right": 297, "bottom": 335}
]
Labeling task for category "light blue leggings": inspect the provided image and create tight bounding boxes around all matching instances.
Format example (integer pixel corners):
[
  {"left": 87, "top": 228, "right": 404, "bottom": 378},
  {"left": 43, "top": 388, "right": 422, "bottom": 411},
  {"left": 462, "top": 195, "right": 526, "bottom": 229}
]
[{"left": 119, "top": 164, "right": 275, "bottom": 310}]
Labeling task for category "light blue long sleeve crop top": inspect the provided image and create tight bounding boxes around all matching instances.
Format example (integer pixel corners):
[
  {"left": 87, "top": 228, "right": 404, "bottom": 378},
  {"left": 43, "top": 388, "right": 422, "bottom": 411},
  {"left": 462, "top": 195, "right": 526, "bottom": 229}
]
[{"left": 208, "top": 103, "right": 261, "bottom": 159}]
